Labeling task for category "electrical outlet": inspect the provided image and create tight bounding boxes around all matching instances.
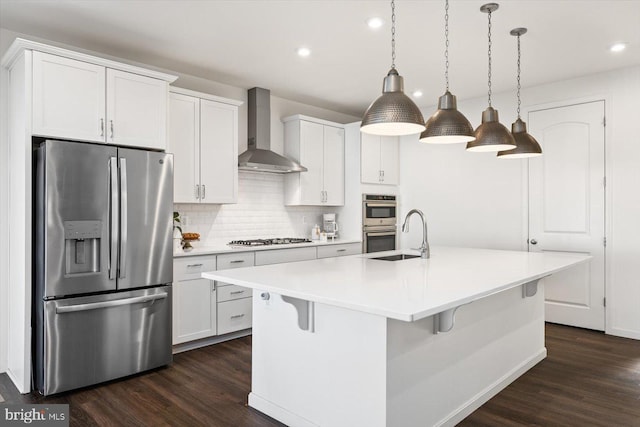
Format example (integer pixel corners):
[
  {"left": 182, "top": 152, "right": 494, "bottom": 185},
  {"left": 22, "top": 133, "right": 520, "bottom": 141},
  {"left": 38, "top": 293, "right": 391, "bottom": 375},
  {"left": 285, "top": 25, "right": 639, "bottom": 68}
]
[
  {"left": 183, "top": 215, "right": 189, "bottom": 226},
  {"left": 302, "top": 215, "right": 307, "bottom": 224}
]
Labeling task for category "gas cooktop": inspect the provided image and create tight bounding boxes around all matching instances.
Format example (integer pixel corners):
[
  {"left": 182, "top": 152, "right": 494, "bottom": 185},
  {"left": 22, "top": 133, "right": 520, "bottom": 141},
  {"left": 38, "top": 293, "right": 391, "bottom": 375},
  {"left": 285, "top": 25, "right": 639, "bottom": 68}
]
[{"left": 228, "top": 238, "right": 312, "bottom": 246}]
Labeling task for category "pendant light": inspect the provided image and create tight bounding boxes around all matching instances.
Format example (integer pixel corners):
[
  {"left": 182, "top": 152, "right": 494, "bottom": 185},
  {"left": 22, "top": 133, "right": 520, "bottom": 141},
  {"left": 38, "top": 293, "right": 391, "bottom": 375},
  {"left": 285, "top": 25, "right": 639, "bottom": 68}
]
[
  {"left": 361, "top": 0, "right": 425, "bottom": 136},
  {"left": 420, "top": 0, "right": 475, "bottom": 144},
  {"left": 497, "top": 28, "right": 543, "bottom": 158},
  {"left": 467, "top": 3, "right": 516, "bottom": 152}
]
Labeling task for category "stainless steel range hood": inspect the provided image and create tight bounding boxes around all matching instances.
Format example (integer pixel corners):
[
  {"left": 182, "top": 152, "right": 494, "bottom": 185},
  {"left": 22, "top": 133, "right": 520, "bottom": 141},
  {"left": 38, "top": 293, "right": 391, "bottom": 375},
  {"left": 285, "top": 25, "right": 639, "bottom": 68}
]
[{"left": 238, "top": 87, "right": 307, "bottom": 173}]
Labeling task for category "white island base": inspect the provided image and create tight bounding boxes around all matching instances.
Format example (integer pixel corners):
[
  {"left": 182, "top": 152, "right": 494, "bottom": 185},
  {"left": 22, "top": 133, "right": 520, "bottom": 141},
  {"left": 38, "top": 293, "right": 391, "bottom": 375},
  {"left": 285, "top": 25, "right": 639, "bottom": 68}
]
[
  {"left": 250, "top": 284, "right": 544, "bottom": 427},
  {"left": 203, "top": 247, "right": 588, "bottom": 427}
]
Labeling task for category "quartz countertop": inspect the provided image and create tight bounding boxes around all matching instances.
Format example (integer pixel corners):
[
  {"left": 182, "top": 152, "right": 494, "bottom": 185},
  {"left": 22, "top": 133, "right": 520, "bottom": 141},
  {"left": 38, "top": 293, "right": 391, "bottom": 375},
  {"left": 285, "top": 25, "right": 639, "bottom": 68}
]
[
  {"left": 202, "top": 246, "right": 590, "bottom": 322},
  {"left": 174, "top": 238, "right": 362, "bottom": 258}
]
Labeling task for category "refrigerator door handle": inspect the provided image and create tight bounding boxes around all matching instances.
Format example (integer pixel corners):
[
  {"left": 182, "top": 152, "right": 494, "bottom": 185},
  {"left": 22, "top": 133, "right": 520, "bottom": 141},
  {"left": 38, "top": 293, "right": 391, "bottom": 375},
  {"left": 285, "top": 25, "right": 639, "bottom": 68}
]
[
  {"left": 55, "top": 292, "right": 168, "bottom": 314},
  {"left": 109, "top": 157, "right": 118, "bottom": 280},
  {"left": 119, "top": 158, "right": 128, "bottom": 279}
]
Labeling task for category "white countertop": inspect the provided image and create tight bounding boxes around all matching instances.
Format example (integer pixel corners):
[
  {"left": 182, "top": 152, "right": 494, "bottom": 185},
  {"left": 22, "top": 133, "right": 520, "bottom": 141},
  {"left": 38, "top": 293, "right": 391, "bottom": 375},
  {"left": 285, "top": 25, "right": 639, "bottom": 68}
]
[
  {"left": 174, "top": 238, "right": 361, "bottom": 257},
  {"left": 202, "top": 246, "right": 590, "bottom": 322}
]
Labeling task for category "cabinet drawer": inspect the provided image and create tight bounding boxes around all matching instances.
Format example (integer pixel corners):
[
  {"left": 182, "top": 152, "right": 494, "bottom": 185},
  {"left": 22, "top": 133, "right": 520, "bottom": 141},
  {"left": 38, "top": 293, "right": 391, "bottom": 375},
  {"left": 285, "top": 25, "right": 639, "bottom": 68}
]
[
  {"left": 217, "top": 252, "right": 255, "bottom": 270},
  {"left": 217, "top": 298, "right": 252, "bottom": 335},
  {"left": 173, "top": 255, "right": 216, "bottom": 282},
  {"left": 255, "top": 247, "right": 317, "bottom": 266},
  {"left": 217, "top": 284, "right": 252, "bottom": 302},
  {"left": 317, "top": 243, "right": 361, "bottom": 259}
]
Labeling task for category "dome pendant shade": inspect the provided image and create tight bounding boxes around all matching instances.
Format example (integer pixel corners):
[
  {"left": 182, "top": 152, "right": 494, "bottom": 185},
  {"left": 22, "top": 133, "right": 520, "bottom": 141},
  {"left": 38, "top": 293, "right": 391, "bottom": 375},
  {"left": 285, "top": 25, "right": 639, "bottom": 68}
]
[
  {"left": 420, "top": 91, "right": 475, "bottom": 143},
  {"left": 467, "top": 106, "right": 516, "bottom": 152},
  {"left": 497, "top": 118, "right": 542, "bottom": 158},
  {"left": 361, "top": 68, "right": 426, "bottom": 136}
]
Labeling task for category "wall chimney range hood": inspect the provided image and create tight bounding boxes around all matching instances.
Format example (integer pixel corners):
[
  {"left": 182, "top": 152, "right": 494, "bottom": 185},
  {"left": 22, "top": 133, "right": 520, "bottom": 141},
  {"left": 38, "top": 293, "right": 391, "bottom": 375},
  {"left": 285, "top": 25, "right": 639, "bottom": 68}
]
[{"left": 238, "top": 87, "right": 307, "bottom": 173}]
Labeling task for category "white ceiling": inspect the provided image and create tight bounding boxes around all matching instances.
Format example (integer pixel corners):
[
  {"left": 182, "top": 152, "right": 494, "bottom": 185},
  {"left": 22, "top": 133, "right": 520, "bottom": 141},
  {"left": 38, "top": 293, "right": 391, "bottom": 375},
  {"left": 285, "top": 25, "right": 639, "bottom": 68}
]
[{"left": 1, "top": 0, "right": 639, "bottom": 117}]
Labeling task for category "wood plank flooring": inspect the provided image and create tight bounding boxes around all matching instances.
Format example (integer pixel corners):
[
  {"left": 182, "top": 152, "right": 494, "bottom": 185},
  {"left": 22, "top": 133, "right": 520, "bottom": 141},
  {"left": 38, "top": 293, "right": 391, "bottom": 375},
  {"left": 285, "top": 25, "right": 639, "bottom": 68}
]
[{"left": 1, "top": 323, "right": 639, "bottom": 426}]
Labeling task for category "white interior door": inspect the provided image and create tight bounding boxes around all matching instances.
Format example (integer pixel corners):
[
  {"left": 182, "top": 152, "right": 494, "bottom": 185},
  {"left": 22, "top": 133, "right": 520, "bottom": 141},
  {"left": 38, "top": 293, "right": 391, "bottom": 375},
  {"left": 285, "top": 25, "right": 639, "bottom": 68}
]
[{"left": 528, "top": 100, "right": 605, "bottom": 330}]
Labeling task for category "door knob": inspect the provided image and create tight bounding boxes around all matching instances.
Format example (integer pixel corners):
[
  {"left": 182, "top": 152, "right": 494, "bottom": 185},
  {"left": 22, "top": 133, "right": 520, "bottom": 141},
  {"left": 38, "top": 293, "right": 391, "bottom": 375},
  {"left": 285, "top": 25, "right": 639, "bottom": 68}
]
[{"left": 530, "top": 239, "right": 538, "bottom": 245}]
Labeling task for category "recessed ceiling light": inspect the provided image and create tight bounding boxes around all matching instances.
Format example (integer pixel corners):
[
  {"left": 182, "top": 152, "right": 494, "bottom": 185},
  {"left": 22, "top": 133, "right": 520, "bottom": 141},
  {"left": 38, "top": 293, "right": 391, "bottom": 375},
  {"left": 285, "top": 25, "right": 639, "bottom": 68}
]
[
  {"left": 412, "top": 90, "right": 423, "bottom": 98},
  {"left": 297, "top": 47, "right": 311, "bottom": 57},
  {"left": 367, "top": 17, "right": 384, "bottom": 29},
  {"left": 609, "top": 42, "right": 627, "bottom": 53}
]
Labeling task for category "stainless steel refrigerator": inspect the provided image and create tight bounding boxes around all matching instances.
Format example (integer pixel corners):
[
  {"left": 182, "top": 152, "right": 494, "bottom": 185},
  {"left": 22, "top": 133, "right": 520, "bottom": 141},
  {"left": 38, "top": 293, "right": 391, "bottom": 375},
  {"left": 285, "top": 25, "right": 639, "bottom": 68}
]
[{"left": 34, "top": 139, "right": 174, "bottom": 395}]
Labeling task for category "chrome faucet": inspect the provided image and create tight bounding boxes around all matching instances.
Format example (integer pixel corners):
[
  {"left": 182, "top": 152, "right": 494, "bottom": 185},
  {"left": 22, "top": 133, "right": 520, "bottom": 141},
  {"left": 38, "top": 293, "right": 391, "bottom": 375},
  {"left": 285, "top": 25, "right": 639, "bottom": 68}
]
[{"left": 401, "top": 209, "right": 430, "bottom": 259}]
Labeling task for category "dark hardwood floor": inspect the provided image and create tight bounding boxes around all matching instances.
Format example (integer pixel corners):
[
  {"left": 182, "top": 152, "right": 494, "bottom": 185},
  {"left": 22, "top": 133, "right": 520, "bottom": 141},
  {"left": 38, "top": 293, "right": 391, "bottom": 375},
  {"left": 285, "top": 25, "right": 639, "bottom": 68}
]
[{"left": 1, "top": 323, "right": 639, "bottom": 426}]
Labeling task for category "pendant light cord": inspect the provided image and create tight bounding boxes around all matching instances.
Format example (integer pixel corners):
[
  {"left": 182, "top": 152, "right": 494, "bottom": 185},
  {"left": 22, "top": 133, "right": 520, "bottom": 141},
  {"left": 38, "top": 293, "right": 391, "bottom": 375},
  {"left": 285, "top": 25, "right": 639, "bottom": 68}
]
[
  {"left": 516, "top": 33, "right": 521, "bottom": 119},
  {"left": 391, "top": 0, "right": 396, "bottom": 69},
  {"left": 444, "top": 0, "right": 450, "bottom": 91},
  {"left": 487, "top": 9, "right": 493, "bottom": 107}
]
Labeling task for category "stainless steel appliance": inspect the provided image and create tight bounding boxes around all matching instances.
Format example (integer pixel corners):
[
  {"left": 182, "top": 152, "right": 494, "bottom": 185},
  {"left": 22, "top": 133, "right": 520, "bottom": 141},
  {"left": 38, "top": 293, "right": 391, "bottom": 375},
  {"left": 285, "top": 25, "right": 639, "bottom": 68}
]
[
  {"left": 363, "top": 194, "right": 397, "bottom": 227},
  {"left": 229, "top": 238, "right": 312, "bottom": 246},
  {"left": 363, "top": 194, "right": 397, "bottom": 253},
  {"left": 34, "top": 139, "right": 173, "bottom": 396},
  {"left": 323, "top": 213, "right": 339, "bottom": 238}
]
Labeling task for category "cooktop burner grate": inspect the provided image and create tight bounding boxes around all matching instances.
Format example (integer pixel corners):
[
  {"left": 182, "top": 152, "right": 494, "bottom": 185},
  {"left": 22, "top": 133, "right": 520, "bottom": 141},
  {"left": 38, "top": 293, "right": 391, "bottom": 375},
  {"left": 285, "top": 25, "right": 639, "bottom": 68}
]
[{"left": 228, "top": 238, "right": 312, "bottom": 246}]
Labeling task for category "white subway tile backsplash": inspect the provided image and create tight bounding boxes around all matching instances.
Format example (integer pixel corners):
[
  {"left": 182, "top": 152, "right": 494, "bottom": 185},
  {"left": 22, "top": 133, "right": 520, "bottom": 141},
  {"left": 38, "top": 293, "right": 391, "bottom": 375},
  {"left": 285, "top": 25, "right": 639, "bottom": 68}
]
[{"left": 174, "top": 171, "right": 336, "bottom": 245}]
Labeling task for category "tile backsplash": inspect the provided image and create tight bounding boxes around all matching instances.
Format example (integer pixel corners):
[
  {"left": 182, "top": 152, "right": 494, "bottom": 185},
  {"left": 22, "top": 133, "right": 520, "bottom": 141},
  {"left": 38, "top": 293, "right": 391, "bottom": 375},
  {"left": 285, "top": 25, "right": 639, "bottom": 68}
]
[{"left": 174, "top": 171, "right": 338, "bottom": 245}]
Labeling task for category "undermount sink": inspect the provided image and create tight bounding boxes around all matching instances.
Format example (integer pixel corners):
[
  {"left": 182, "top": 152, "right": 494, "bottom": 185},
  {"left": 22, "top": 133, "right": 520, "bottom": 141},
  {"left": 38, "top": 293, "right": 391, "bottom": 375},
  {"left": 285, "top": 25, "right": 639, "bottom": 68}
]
[{"left": 371, "top": 254, "right": 422, "bottom": 261}]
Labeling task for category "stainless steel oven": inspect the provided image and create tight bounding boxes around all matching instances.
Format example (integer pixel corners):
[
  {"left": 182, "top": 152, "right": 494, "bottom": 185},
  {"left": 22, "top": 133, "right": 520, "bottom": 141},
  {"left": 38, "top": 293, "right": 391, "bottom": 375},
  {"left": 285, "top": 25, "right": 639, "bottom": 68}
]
[
  {"left": 363, "top": 194, "right": 397, "bottom": 253},
  {"left": 363, "top": 194, "right": 397, "bottom": 227},
  {"left": 363, "top": 227, "right": 397, "bottom": 253}
]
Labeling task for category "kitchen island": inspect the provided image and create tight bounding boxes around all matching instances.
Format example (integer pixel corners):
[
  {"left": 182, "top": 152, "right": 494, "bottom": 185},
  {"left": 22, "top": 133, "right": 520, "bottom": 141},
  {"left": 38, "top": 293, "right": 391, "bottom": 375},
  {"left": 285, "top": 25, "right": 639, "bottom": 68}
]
[{"left": 203, "top": 246, "right": 589, "bottom": 427}]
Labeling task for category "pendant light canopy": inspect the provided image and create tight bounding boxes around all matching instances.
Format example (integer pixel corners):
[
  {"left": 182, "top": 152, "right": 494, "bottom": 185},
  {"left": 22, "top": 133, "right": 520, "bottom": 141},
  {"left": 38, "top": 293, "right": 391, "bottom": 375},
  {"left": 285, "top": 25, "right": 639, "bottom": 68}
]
[
  {"left": 498, "top": 28, "right": 543, "bottom": 158},
  {"left": 467, "top": 3, "right": 516, "bottom": 152},
  {"left": 361, "top": 0, "right": 425, "bottom": 136},
  {"left": 420, "top": 0, "right": 475, "bottom": 144}
]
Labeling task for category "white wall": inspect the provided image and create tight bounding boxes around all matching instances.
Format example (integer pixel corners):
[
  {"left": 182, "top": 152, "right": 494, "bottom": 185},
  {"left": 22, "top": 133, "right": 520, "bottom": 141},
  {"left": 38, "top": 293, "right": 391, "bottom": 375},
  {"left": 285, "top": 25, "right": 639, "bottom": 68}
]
[{"left": 399, "top": 65, "right": 640, "bottom": 339}]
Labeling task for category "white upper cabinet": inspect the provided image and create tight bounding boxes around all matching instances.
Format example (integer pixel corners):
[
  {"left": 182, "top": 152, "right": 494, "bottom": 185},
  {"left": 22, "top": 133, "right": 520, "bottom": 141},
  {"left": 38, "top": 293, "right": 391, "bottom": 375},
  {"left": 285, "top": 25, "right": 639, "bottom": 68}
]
[
  {"left": 32, "top": 51, "right": 171, "bottom": 150},
  {"left": 284, "top": 115, "right": 345, "bottom": 206},
  {"left": 168, "top": 88, "right": 241, "bottom": 204},
  {"left": 168, "top": 92, "right": 200, "bottom": 203},
  {"left": 106, "top": 69, "right": 167, "bottom": 149},
  {"left": 32, "top": 51, "right": 106, "bottom": 143},
  {"left": 360, "top": 133, "right": 399, "bottom": 185}
]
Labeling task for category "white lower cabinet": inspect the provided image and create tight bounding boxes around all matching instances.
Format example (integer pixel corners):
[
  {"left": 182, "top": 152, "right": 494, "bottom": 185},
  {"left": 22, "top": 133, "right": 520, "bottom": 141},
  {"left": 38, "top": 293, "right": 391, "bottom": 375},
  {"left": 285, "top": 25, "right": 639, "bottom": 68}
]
[
  {"left": 173, "top": 243, "right": 362, "bottom": 346},
  {"left": 215, "top": 252, "right": 255, "bottom": 335},
  {"left": 317, "top": 242, "right": 361, "bottom": 259},
  {"left": 173, "top": 278, "right": 217, "bottom": 345},
  {"left": 217, "top": 298, "right": 253, "bottom": 335},
  {"left": 173, "top": 255, "right": 218, "bottom": 345}
]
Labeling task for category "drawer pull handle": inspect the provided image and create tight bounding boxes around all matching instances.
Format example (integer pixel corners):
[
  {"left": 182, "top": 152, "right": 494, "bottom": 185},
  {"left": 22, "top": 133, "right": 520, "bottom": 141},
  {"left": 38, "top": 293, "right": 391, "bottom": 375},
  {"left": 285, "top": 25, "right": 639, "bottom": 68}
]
[
  {"left": 230, "top": 260, "right": 245, "bottom": 264},
  {"left": 337, "top": 249, "right": 347, "bottom": 252},
  {"left": 230, "top": 290, "right": 245, "bottom": 295},
  {"left": 230, "top": 314, "right": 245, "bottom": 319},
  {"left": 187, "top": 263, "right": 203, "bottom": 268}
]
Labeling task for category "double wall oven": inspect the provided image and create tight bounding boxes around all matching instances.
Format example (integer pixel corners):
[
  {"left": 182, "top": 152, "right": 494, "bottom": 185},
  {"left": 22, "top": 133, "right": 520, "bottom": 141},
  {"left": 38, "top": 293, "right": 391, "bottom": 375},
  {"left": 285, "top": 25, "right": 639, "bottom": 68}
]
[{"left": 362, "top": 194, "right": 397, "bottom": 253}]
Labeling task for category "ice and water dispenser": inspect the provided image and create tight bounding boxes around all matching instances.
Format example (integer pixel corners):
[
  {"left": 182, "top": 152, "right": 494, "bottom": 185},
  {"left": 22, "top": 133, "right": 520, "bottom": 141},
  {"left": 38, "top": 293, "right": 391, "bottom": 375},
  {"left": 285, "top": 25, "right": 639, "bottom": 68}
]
[{"left": 63, "top": 220, "right": 102, "bottom": 275}]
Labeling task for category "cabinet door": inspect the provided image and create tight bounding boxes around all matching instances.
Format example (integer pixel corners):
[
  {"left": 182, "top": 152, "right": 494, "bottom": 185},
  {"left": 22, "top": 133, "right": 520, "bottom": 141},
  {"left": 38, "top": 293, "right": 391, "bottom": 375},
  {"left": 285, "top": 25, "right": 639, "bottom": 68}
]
[
  {"left": 299, "top": 121, "right": 325, "bottom": 204},
  {"left": 168, "top": 93, "right": 200, "bottom": 203},
  {"left": 323, "top": 126, "right": 345, "bottom": 205},
  {"left": 172, "top": 278, "right": 216, "bottom": 344},
  {"left": 379, "top": 136, "right": 399, "bottom": 185},
  {"left": 106, "top": 69, "right": 167, "bottom": 149},
  {"left": 32, "top": 51, "right": 106, "bottom": 143},
  {"left": 200, "top": 99, "right": 238, "bottom": 203},
  {"left": 360, "top": 133, "right": 382, "bottom": 184}
]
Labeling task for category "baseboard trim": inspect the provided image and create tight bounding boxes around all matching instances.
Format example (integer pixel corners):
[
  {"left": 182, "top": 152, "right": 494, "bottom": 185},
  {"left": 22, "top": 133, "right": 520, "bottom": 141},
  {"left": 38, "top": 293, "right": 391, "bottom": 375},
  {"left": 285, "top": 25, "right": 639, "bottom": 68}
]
[
  {"left": 172, "top": 329, "right": 251, "bottom": 354},
  {"left": 607, "top": 327, "right": 640, "bottom": 341},
  {"left": 248, "top": 392, "right": 319, "bottom": 427},
  {"left": 437, "top": 347, "right": 548, "bottom": 427}
]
